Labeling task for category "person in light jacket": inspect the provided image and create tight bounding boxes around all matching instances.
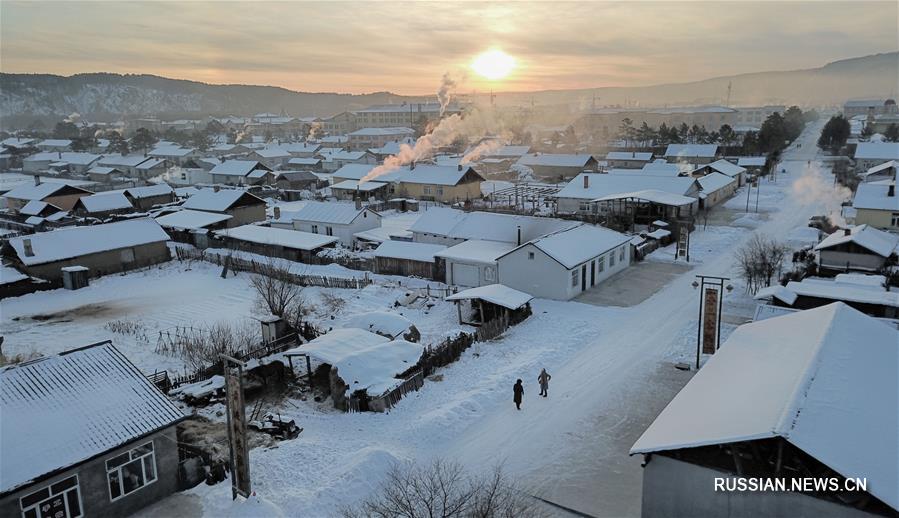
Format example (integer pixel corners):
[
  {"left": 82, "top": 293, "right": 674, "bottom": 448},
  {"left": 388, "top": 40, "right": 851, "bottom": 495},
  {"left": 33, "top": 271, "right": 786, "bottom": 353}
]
[
  {"left": 538, "top": 368, "right": 551, "bottom": 397},
  {"left": 513, "top": 379, "right": 524, "bottom": 410}
]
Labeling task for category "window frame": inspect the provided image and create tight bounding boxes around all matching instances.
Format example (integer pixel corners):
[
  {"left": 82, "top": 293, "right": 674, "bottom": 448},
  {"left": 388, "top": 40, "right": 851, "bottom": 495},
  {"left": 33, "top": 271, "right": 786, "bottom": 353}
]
[
  {"left": 598, "top": 255, "right": 605, "bottom": 272},
  {"left": 106, "top": 441, "right": 158, "bottom": 503},
  {"left": 311, "top": 224, "right": 319, "bottom": 234},
  {"left": 891, "top": 212, "right": 899, "bottom": 227},
  {"left": 20, "top": 475, "right": 83, "bottom": 518},
  {"left": 570, "top": 269, "right": 579, "bottom": 287}
]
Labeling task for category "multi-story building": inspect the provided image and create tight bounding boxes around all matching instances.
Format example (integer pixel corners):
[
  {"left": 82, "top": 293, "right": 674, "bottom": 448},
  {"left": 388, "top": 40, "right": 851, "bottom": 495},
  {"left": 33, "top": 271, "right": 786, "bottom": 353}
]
[
  {"left": 843, "top": 99, "right": 898, "bottom": 118},
  {"left": 734, "top": 105, "right": 786, "bottom": 127},
  {"left": 575, "top": 106, "right": 738, "bottom": 139}
]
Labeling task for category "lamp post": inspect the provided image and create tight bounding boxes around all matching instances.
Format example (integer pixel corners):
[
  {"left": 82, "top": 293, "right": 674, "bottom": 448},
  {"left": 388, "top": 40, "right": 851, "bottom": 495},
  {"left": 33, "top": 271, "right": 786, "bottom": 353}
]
[{"left": 692, "top": 275, "right": 733, "bottom": 369}]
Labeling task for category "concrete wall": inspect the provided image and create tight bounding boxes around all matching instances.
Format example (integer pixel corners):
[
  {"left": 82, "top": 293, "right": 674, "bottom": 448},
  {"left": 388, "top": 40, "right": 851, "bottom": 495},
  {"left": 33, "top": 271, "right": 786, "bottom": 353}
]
[
  {"left": 292, "top": 212, "right": 380, "bottom": 247},
  {"left": 497, "top": 242, "right": 630, "bottom": 300},
  {"left": 641, "top": 454, "right": 874, "bottom": 518},
  {"left": 0, "top": 427, "right": 179, "bottom": 518},
  {"left": 21, "top": 241, "right": 170, "bottom": 282}
]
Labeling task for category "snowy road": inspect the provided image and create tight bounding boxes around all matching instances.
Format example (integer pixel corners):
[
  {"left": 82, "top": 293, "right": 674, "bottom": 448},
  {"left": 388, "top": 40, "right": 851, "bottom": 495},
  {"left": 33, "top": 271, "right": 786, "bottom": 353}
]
[{"left": 441, "top": 121, "right": 833, "bottom": 516}]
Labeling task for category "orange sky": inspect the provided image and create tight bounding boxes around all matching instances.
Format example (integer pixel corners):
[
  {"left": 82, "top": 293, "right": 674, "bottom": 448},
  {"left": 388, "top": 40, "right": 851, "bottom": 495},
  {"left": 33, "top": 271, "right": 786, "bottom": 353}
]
[{"left": 1, "top": 1, "right": 896, "bottom": 95}]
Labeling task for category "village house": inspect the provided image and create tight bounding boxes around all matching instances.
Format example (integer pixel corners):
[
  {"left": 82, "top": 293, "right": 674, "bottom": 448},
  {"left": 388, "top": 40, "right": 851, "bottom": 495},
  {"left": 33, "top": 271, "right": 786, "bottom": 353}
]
[
  {"left": 850, "top": 181, "right": 899, "bottom": 231},
  {"left": 272, "top": 201, "right": 381, "bottom": 247},
  {"left": 555, "top": 172, "right": 701, "bottom": 218},
  {"left": 814, "top": 225, "right": 899, "bottom": 275},
  {"left": 394, "top": 164, "right": 484, "bottom": 203},
  {"left": 209, "top": 160, "right": 273, "bottom": 185},
  {"left": 373, "top": 240, "right": 447, "bottom": 280},
  {"left": 737, "top": 156, "right": 767, "bottom": 176},
  {"left": 154, "top": 209, "right": 233, "bottom": 246},
  {"left": 691, "top": 158, "right": 748, "bottom": 186},
  {"left": 346, "top": 127, "right": 416, "bottom": 151},
  {"left": 319, "top": 150, "right": 378, "bottom": 173},
  {"left": 19, "top": 200, "right": 64, "bottom": 219},
  {"left": 755, "top": 273, "right": 899, "bottom": 319},
  {"left": 71, "top": 192, "right": 135, "bottom": 219},
  {"left": 147, "top": 145, "right": 196, "bottom": 166},
  {"left": 3, "top": 180, "right": 93, "bottom": 213},
  {"left": 210, "top": 143, "right": 251, "bottom": 157},
  {"left": 696, "top": 172, "right": 738, "bottom": 209},
  {"left": 663, "top": 144, "right": 719, "bottom": 165},
  {"left": 367, "top": 137, "right": 416, "bottom": 161},
  {"left": 248, "top": 148, "right": 293, "bottom": 169},
  {"left": 409, "top": 208, "right": 578, "bottom": 247},
  {"left": 274, "top": 171, "right": 325, "bottom": 193},
  {"left": 0, "top": 341, "right": 186, "bottom": 518},
  {"left": 631, "top": 303, "right": 898, "bottom": 517},
  {"left": 515, "top": 153, "right": 599, "bottom": 179},
  {"left": 1, "top": 137, "right": 36, "bottom": 150},
  {"left": 181, "top": 189, "right": 266, "bottom": 227},
  {"left": 859, "top": 160, "right": 897, "bottom": 183},
  {"left": 854, "top": 142, "right": 899, "bottom": 172},
  {"left": 330, "top": 179, "right": 391, "bottom": 201},
  {"left": 605, "top": 151, "right": 653, "bottom": 169},
  {"left": 36, "top": 139, "right": 73, "bottom": 152},
  {"left": 86, "top": 166, "right": 126, "bottom": 183},
  {"left": 134, "top": 158, "right": 168, "bottom": 179},
  {"left": 97, "top": 155, "right": 156, "bottom": 178},
  {"left": 3, "top": 218, "right": 171, "bottom": 282},
  {"left": 330, "top": 164, "right": 384, "bottom": 184},
  {"left": 285, "top": 157, "right": 323, "bottom": 171},
  {"left": 124, "top": 184, "right": 176, "bottom": 211},
  {"left": 495, "top": 224, "right": 632, "bottom": 300},
  {"left": 23, "top": 152, "right": 102, "bottom": 174},
  {"left": 281, "top": 142, "right": 321, "bottom": 158},
  {"left": 843, "top": 98, "right": 898, "bottom": 118},
  {"left": 213, "top": 224, "right": 338, "bottom": 262}
]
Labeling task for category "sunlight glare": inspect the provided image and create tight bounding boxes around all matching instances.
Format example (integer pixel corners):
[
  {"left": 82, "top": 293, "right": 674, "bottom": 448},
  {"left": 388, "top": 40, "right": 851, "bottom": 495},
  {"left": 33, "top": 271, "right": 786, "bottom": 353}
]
[{"left": 471, "top": 49, "right": 516, "bottom": 80}]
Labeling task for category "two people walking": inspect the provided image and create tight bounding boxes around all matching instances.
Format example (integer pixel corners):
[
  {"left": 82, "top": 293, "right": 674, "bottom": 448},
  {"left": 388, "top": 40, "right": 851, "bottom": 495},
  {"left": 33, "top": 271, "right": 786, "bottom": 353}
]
[{"left": 513, "top": 368, "right": 552, "bottom": 410}]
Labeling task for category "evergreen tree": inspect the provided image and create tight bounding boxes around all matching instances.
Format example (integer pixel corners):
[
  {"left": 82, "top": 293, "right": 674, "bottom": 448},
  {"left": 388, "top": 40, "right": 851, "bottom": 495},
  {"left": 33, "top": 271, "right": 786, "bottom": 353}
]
[
  {"left": 884, "top": 123, "right": 899, "bottom": 143},
  {"left": 131, "top": 127, "right": 158, "bottom": 151},
  {"left": 816, "top": 115, "right": 851, "bottom": 154}
]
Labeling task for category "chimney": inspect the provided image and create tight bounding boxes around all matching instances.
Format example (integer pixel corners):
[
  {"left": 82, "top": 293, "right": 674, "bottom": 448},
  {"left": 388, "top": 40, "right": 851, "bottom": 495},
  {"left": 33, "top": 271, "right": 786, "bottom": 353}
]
[
  {"left": 57, "top": 151, "right": 62, "bottom": 159},
  {"left": 583, "top": 174, "right": 589, "bottom": 189},
  {"left": 844, "top": 228, "right": 851, "bottom": 236},
  {"left": 410, "top": 161, "right": 415, "bottom": 170},
  {"left": 355, "top": 197, "right": 362, "bottom": 210},
  {"left": 889, "top": 184, "right": 895, "bottom": 197},
  {"left": 457, "top": 164, "right": 463, "bottom": 171},
  {"left": 517, "top": 225, "right": 521, "bottom": 246},
  {"left": 213, "top": 185, "right": 221, "bottom": 192},
  {"left": 273, "top": 206, "right": 281, "bottom": 219},
  {"left": 22, "top": 238, "right": 34, "bottom": 257},
  {"left": 33, "top": 175, "right": 40, "bottom": 186}
]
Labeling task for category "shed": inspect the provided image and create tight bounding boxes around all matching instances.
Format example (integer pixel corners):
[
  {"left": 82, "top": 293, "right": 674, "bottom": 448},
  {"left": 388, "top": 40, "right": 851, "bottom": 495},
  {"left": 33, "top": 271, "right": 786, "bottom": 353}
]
[
  {"left": 446, "top": 284, "right": 534, "bottom": 326},
  {"left": 373, "top": 240, "right": 446, "bottom": 280},
  {"left": 213, "top": 224, "right": 338, "bottom": 263}
]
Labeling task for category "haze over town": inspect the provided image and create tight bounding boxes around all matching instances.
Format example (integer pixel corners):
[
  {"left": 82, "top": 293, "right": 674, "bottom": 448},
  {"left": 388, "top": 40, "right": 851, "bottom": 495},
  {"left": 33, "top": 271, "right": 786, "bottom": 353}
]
[{"left": 0, "top": 2, "right": 897, "bottom": 518}]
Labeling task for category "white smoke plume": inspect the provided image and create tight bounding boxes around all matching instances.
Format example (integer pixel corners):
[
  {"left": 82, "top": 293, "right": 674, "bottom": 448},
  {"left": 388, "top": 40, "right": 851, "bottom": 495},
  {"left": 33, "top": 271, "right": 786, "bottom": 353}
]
[
  {"left": 790, "top": 161, "right": 853, "bottom": 226},
  {"left": 437, "top": 73, "right": 457, "bottom": 117},
  {"left": 307, "top": 121, "right": 322, "bottom": 140},
  {"left": 461, "top": 138, "right": 504, "bottom": 164}
]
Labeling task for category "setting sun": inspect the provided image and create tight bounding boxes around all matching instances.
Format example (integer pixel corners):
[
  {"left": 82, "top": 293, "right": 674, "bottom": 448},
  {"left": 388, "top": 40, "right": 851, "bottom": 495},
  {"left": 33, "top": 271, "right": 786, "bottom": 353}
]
[{"left": 471, "top": 49, "right": 516, "bottom": 80}]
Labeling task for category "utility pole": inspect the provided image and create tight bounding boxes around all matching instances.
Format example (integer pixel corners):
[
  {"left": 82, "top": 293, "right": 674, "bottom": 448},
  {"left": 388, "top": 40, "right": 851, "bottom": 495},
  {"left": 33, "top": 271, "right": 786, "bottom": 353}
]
[{"left": 725, "top": 81, "right": 732, "bottom": 107}]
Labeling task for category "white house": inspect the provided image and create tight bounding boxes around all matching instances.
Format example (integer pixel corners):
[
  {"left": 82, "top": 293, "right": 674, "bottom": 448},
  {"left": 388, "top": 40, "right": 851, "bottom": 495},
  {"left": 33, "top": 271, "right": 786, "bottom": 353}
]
[
  {"left": 496, "top": 224, "right": 632, "bottom": 300},
  {"left": 36, "top": 139, "right": 73, "bottom": 152},
  {"left": 434, "top": 239, "right": 517, "bottom": 288},
  {"left": 209, "top": 160, "right": 271, "bottom": 184},
  {"left": 851, "top": 182, "right": 898, "bottom": 231},
  {"left": 692, "top": 159, "right": 748, "bottom": 186},
  {"left": 272, "top": 201, "right": 381, "bottom": 247},
  {"left": 23, "top": 152, "right": 102, "bottom": 174},
  {"left": 814, "top": 225, "right": 899, "bottom": 274},
  {"left": 606, "top": 151, "right": 653, "bottom": 169},
  {"left": 860, "top": 160, "right": 897, "bottom": 183},
  {"left": 696, "top": 172, "right": 738, "bottom": 209}
]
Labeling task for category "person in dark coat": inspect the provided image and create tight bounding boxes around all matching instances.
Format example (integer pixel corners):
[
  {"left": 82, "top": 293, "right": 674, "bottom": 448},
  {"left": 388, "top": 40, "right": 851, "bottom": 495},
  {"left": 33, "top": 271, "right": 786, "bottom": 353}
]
[
  {"left": 538, "top": 368, "right": 551, "bottom": 397},
  {"left": 513, "top": 379, "right": 524, "bottom": 410}
]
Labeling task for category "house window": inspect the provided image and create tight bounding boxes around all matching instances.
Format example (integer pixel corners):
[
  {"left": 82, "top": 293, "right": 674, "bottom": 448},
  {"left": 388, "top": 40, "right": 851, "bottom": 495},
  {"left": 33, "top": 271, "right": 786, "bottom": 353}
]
[
  {"left": 528, "top": 251, "right": 535, "bottom": 260},
  {"left": 578, "top": 202, "right": 591, "bottom": 213},
  {"left": 610, "top": 252, "right": 616, "bottom": 267},
  {"left": 106, "top": 442, "right": 157, "bottom": 502},
  {"left": 423, "top": 186, "right": 432, "bottom": 195},
  {"left": 485, "top": 266, "right": 496, "bottom": 281},
  {"left": 571, "top": 269, "right": 579, "bottom": 287},
  {"left": 436, "top": 186, "right": 444, "bottom": 196},
  {"left": 892, "top": 213, "right": 899, "bottom": 227},
  {"left": 619, "top": 247, "right": 625, "bottom": 262},
  {"left": 311, "top": 225, "right": 319, "bottom": 234},
  {"left": 598, "top": 256, "right": 605, "bottom": 272},
  {"left": 20, "top": 476, "right": 82, "bottom": 518},
  {"left": 325, "top": 226, "right": 333, "bottom": 236}
]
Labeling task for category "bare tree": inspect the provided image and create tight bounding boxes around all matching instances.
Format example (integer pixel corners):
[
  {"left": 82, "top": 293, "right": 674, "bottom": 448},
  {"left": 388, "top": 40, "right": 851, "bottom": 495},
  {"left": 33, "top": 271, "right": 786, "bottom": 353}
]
[
  {"left": 343, "top": 459, "right": 545, "bottom": 518},
  {"left": 736, "top": 233, "right": 790, "bottom": 294},
  {"left": 250, "top": 260, "right": 304, "bottom": 318}
]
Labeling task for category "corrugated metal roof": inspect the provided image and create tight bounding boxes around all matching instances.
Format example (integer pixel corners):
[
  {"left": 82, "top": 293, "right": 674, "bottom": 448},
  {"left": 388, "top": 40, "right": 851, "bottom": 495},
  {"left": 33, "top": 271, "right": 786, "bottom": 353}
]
[{"left": 0, "top": 342, "right": 184, "bottom": 493}]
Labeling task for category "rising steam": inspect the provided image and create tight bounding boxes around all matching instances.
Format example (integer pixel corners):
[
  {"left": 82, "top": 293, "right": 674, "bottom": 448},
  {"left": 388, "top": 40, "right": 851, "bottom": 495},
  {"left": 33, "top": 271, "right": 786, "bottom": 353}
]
[{"left": 790, "top": 161, "right": 853, "bottom": 226}]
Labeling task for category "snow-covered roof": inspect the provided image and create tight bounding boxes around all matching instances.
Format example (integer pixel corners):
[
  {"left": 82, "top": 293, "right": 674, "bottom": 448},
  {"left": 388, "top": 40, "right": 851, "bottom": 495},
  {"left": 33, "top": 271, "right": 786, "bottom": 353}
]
[
  {"left": 664, "top": 144, "right": 718, "bottom": 158},
  {"left": 149, "top": 145, "right": 193, "bottom": 157},
  {"left": 368, "top": 138, "right": 416, "bottom": 156},
  {"left": 409, "top": 209, "right": 578, "bottom": 244},
  {"left": 215, "top": 225, "right": 338, "bottom": 250},
  {"left": 344, "top": 312, "right": 415, "bottom": 340},
  {"left": 606, "top": 151, "right": 653, "bottom": 161},
  {"left": 332, "top": 164, "right": 378, "bottom": 180},
  {"left": 331, "top": 179, "right": 387, "bottom": 192},
  {"left": 640, "top": 161, "right": 681, "bottom": 175},
  {"left": 23, "top": 152, "right": 101, "bottom": 166},
  {"left": 855, "top": 142, "right": 899, "bottom": 161},
  {"left": 408, "top": 207, "right": 468, "bottom": 236},
  {"left": 504, "top": 224, "right": 631, "bottom": 269},
  {"left": 19, "top": 200, "right": 58, "bottom": 216},
  {"left": 852, "top": 182, "right": 899, "bottom": 211},
  {"left": 484, "top": 145, "right": 530, "bottom": 158},
  {"left": 8, "top": 218, "right": 170, "bottom": 266},
  {"left": 287, "top": 157, "right": 322, "bottom": 166},
  {"left": 155, "top": 209, "right": 232, "bottom": 230},
  {"left": 285, "top": 329, "right": 424, "bottom": 395},
  {"left": 210, "top": 160, "right": 268, "bottom": 177},
  {"left": 174, "top": 186, "right": 200, "bottom": 197},
  {"left": 86, "top": 166, "right": 119, "bottom": 176},
  {"left": 75, "top": 192, "right": 133, "bottom": 213},
  {"left": 515, "top": 153, "right": 596, "bottom": 168},
  {"left": 252, "top": 148, "right": 291, "bottom": 159},
  {"left": 282, "top": 142, "right": 321, "bottom": 154},
  {"left": 98, "top": 154, "right": 153, "bottom": 168},
  {"left": 4, "top": 182, "right": 91, "bottom": 201},
  {"left": 38, "top": 139, "right": 73, "bottom": 148},
  {"left": 703, "top": 159, "right": 746, "bottom": 177},
  {"left": 0, "top": 137, "right": 35, "bottom": 148},
  {"left": 697, "top": 172, "right": 737, "bottom": 193},
  {"left": 290, "top": 201, "right": 377, "bottom": 225},
  {"left": 0, "top": 264, "right": 29, "bottom": 285},
  {"left": 783, "top": 275, "right": 899, "bottom": 307},
  {"left": 348, "top": 127, "right": 415, "bottom": 136},
  {"left": 814, "top": 224, "right": 899, "bottom": 257},
  {"left": 631, "top": 303, "right": 898, "bottom": 511},
  {"left": 182, "top": 189, "right": 263, "bottom": 212},
  {"left": 373, "top": 240, "right": 446, "bottom": 263},
  {"left": 399, "top": 165, "right": 483, "bottom": 186},
  {"left": 126, "top": 183, "right": 174, "bottom": 199},
  {"left": 136, "top": 158, "right": 166, "bottom": 170},
  {"left": 446, "top": 284, "right": 533, "bottom": 309},
  {"left": 322, "top": 151, "right": 369, "bottom": 161},
  {"left": 556, "top": 173, "right": 698, "bottom": 201},
  {"left": 737, "top": 156, "right": 767, "bottom": 167},
  {"left": 0, "top": 341, "right": 185, "bottom": 493},
  {"left": 434, "top": 239, "right": 517, "bottom": 264},
  {"left": 861, "top": 160, "right": 898, "bottom": 181},
  {"left": 593, "top": 189, "right": 698, "bottom": 207},
  {"left": 753, "top": 285, "right": 799, "bottom": 305}
]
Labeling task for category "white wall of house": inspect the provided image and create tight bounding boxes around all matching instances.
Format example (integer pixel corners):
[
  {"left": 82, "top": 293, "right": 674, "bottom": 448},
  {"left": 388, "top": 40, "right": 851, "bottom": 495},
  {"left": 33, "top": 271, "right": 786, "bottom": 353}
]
[
  {"left": 497, "top": 242, "right": 630, "bottom": 300},
  {"left": 443, "top": 259, "right": 498, "bottom": 288},
  {"left": 292, "top": 212, "right": 381, "bottom": 246},
  {"left": 412, "top": 232, "right": 465, "bottom": 246}
]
